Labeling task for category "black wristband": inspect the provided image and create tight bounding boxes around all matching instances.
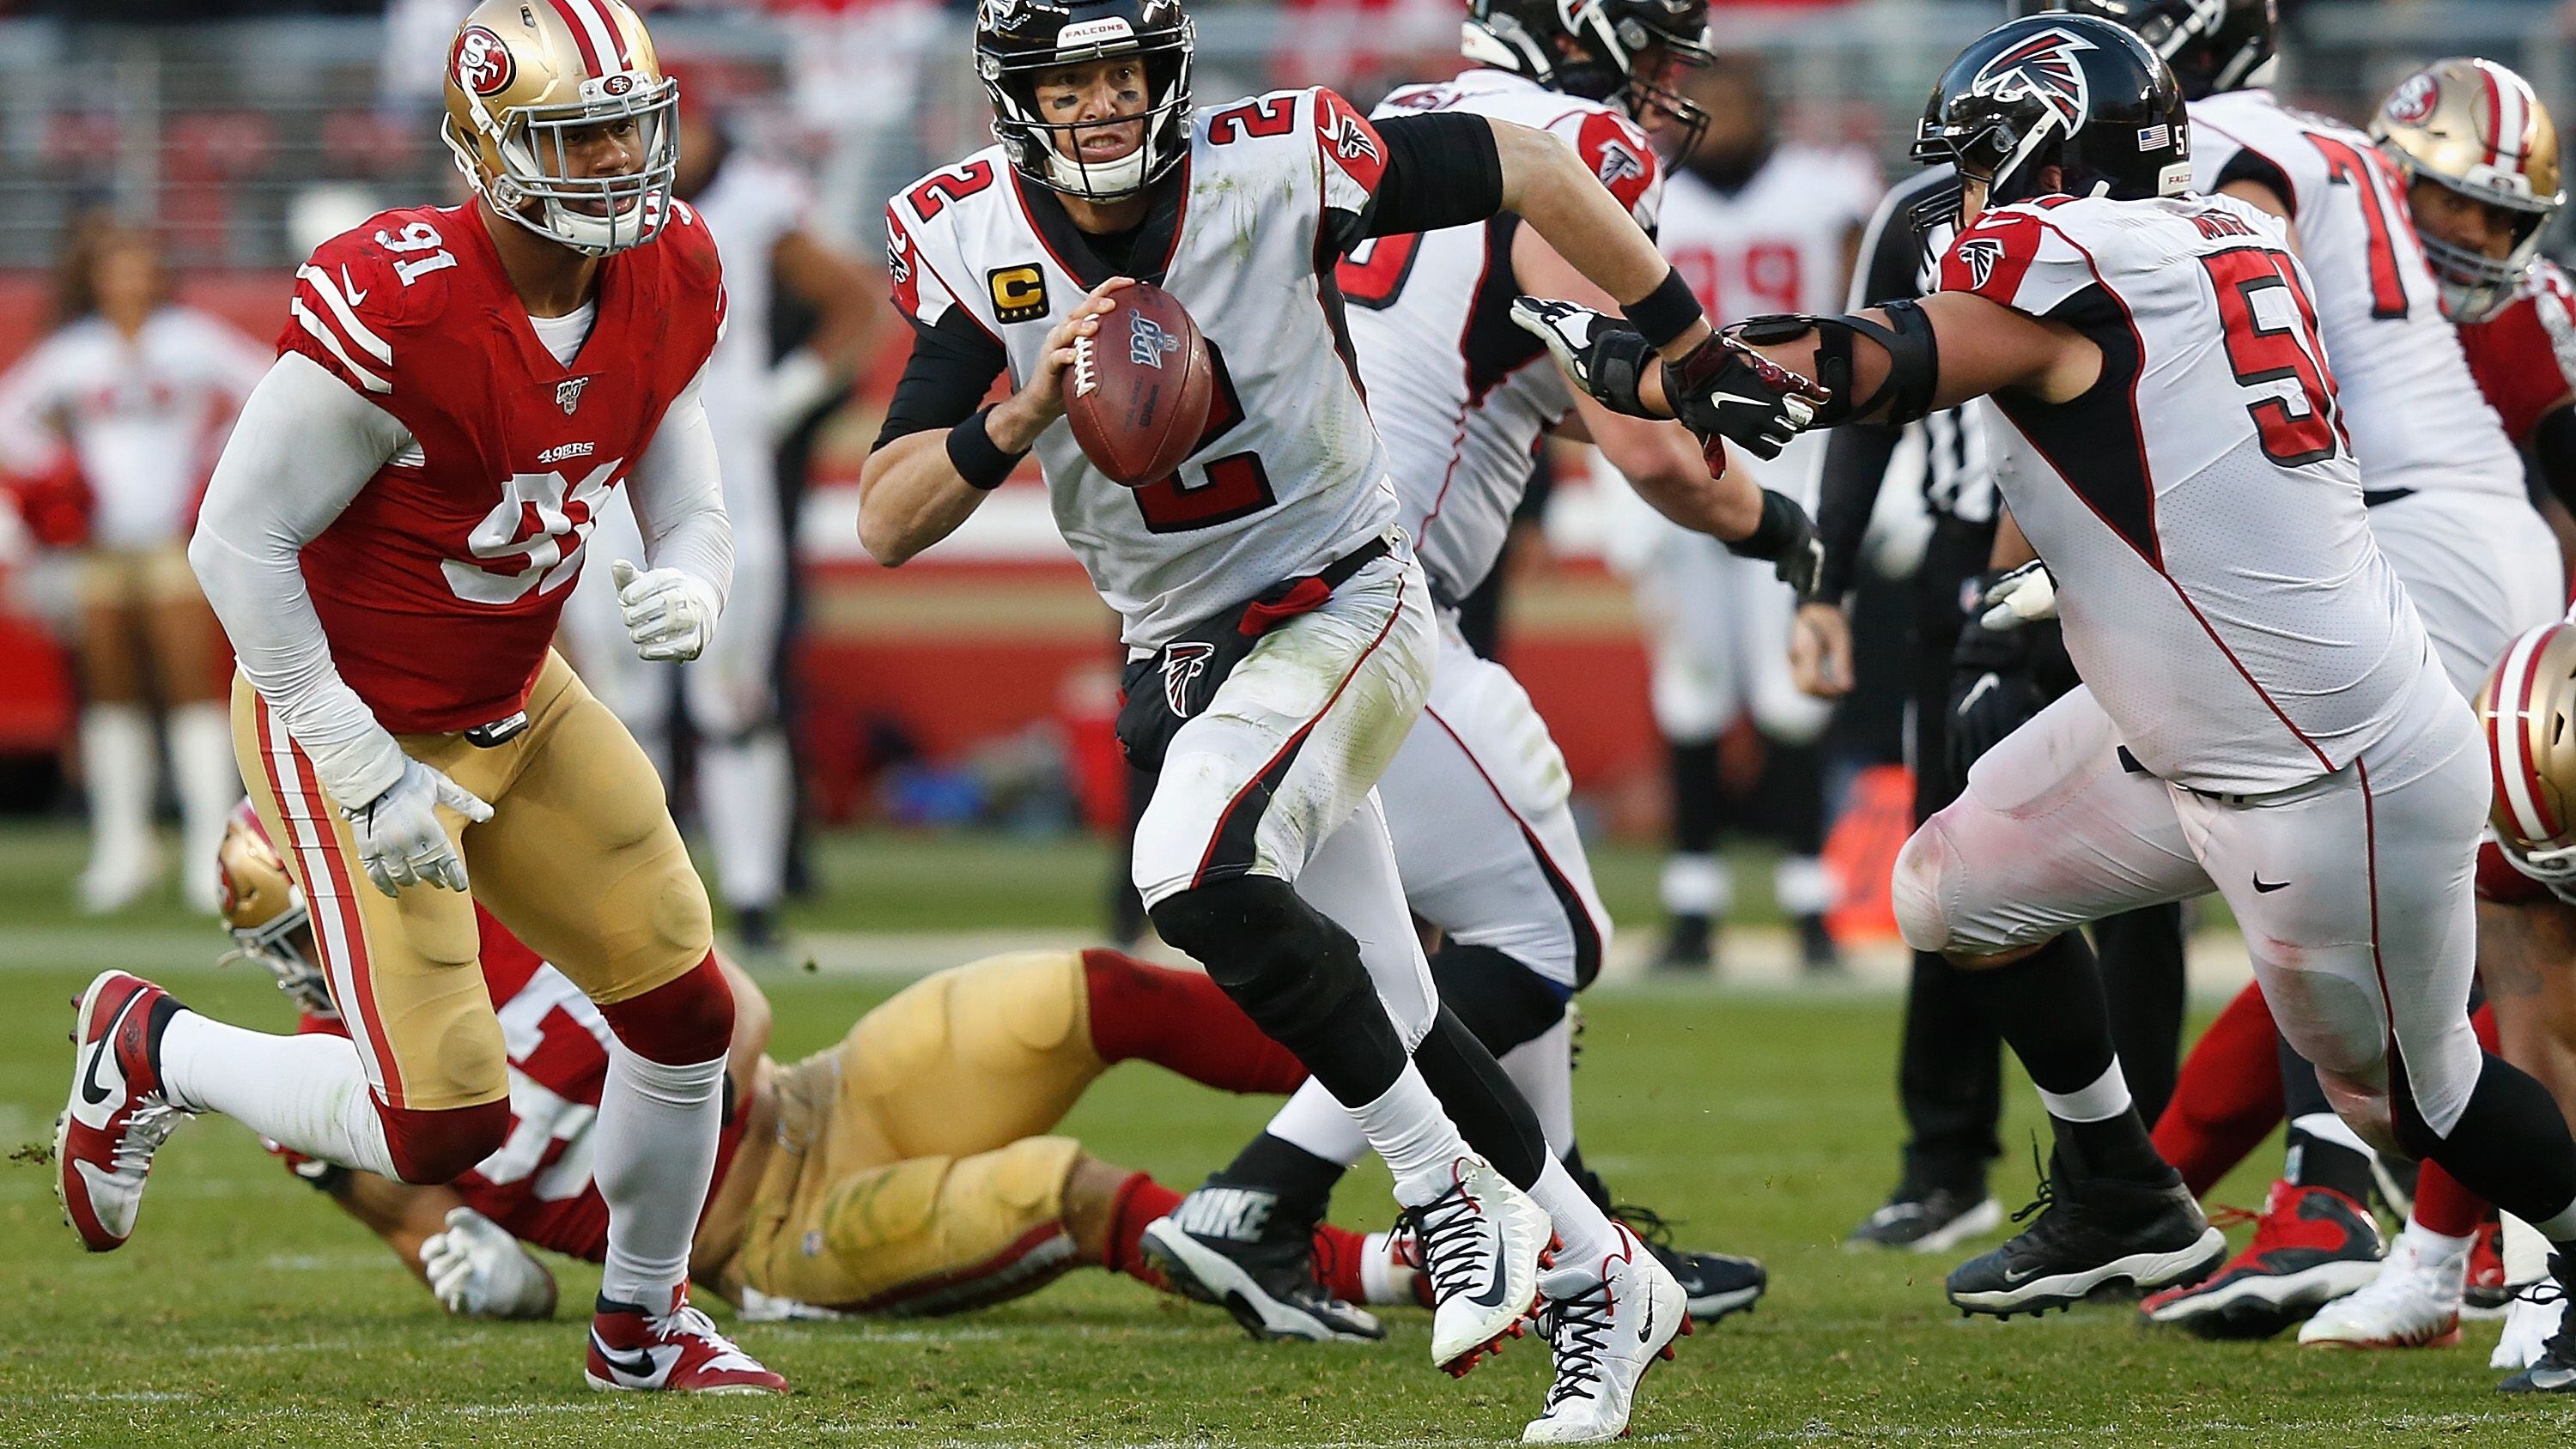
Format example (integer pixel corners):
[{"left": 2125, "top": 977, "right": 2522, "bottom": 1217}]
[
  {"left": 945, "top": 407, "right": 1024, "bottom": 491},
  {"left": 1730, "top": 488, "right": 1802, "bottom": 560},
  {"left": 1624, "top": 267, "right": 1705, "bottom": 352}
]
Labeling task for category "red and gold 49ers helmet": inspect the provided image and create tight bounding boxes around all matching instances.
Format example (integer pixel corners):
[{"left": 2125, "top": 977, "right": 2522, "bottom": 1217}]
[
  {"left": 216, "top": 801, "right": 336, "bottom": 1020},
  {"left": 2477, "top": 620, "right": 2576, "bottom": 885},
  {"left": 440, "top": 0, "right": 679, "bottom": 257},
  {"left": 2372, "top": 58, "right": 2563, "bottom": 323}
]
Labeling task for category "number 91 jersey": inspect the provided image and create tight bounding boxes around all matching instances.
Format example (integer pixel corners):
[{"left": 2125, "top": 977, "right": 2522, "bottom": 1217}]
[
  {"left": 279, "top": 201, "right": 726, "bottom": 733},
  {"left": 1936, "top": 193, "right": 2426, "bottom": 795},
  {"left": 885, "top": 88, "right": 1399, "bottom": 648}
]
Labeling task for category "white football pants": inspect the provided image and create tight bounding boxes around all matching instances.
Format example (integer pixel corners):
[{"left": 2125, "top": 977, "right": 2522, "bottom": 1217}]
[{"left": 2366, "top": 488, "right": 2560, "bottom": 696}]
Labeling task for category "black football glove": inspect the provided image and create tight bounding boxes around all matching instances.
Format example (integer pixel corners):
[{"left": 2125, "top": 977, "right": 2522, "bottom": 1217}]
[
  {"left": 1726, "top": 488, "right": 1827, "bottom": 603},
  {"left": 1945, "top": 609, "right": 2044, "bottom": 780},
  {"left": 1510, "top": 298, "right": 1830, "bottom": 460},
  {"left": 1510, "top": 296, "right": 1657, "bottom": 415}
]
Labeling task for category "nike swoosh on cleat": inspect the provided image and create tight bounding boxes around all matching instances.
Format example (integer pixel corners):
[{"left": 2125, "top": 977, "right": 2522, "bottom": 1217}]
[
  {"left": 590, "top": 1333, "right": 665, "bottom": 1383},
  {"left": 78, "top": 994, "right": 139, "bottom": 1109},
  {"left": 1637, "top": 1292, "right": 1656, "bottom": 1345},
  {"left": 1466, "top": 1257, "right": 1511, "bottom": 1310}
]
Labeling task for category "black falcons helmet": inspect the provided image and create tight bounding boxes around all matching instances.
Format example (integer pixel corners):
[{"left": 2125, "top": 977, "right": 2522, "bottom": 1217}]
[
  {"left": 1912, "top": 14, "right": 2191, "bottom": 226},
  {"left": 975, "top": 0, "right": 1194, "bottom": 201},
  {"left": 2011, "top": 0, "right": 2275, "bottom": 100},
  {"left": 1464, "top": 0, "right": 1715, "bottom": 153}
]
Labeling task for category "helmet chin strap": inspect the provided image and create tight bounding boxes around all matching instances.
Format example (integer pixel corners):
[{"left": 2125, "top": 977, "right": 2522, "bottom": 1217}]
[{"left": 1044, "top": 134, "right": 1150, "bottom": 198}]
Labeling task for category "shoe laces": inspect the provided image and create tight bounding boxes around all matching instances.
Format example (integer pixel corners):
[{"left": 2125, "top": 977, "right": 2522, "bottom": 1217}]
[
  {"left": 1610, "top": 1203, "right": 1677, "bottom": 1252},
  {"left": 1537, "top": 1278, "right": 1615, "bottom": 1413},
  {"left": 1406, "top": 1182, "right": 1496, "bottom": 1304},
  {"left": 2525, "top": 1256, "right": 2576, "bottom": 1366},
  {"left": 2008, "top": 1141, "right": 2057, "bottom": 1228},
  {"left": 111, "top": 1097, "right": 184, "bottom": 1177}
]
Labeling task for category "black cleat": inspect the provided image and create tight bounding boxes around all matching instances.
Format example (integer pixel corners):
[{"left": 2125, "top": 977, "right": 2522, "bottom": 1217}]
[
  {"left": 1140, "top": 1184, "right": 1383, "bottom": 1343},
  {"left": 1653, "top": 913, "right": 1713, "bottom": 973},
  {"left": 1847, "top": 1184, "right": 2004, "bottom": 1253},
  {"left": 2500, "top": 1255, "right": 2576, "bottom": 1392},
  {"left": 1946, "top": 1152, "right": 2226, "bottom": 1318},
  {"left": 1613, "top": 1203, "right": 1766, "bottom": 1323},
  {"left": 1795, "top": 913, "right": 1843, "bottom": 975}
]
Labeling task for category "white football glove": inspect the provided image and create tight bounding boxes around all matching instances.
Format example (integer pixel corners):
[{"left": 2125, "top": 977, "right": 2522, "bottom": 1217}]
[
  {"left": 609, "top": 559, "right": 720, "bottom": 663},
  {"left": 341, "top": 756, "right": 491, "bottom": 896},
  {"left": 419, "top": 1206, "right": 556, "bottom": 1319},
  {"left": 734, "top": 1284, "right": 848, "bottom": 1322},
  {"left": 1977, "top": 560, "right": 2059, "bottom": 631}
]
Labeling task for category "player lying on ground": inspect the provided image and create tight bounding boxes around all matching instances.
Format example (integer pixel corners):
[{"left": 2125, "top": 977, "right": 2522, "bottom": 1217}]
[
  {"left": 1143, "top": 0, "right": 1784, "bottom": 1339},
  {"left": 1518, "top": 12, "right": 2576, "bottom": 1393},
  {"left": 61, "top": 0, "right": 785, "bottom": 1396}
]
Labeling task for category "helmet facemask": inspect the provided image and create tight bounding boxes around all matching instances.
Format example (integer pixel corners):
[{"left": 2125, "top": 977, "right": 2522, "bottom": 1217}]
[
  {"left": 984, "top": 25, "right": 1194, "bottom": 202},
  {"left": 2391, "top": 161, "right": 2559, "bottom": 324},
  {"left": 445, "top": 74, "right": 680, "bottom": 258},
  {"left": 218, "top": 906, "right": 338, "bottom": 1022},
  {"left": 1461, "top": 0, "right": 1712, "bottom": 161}
]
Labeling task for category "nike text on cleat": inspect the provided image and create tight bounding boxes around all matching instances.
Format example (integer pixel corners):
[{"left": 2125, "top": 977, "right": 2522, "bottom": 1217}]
[
  {"left": 2298, "top": 1229, "right": 2465, "bottom": 1349},
  {"left": 1947, "top": 1153, "right": 2226, "bottom": 1318},
  {"left": 1522, "top": 1224, "right": 1689, "bottom": 1445},
  {"left": 1847, "top": 1185, "right": 2005, "bottom": 1253},
  {"left": 1402, "top": 1156, "right": 1549, "bottom": 1373},
  {"left": 2499, "top": 1254, "right": 2576, "bottom": 1391},
  {"left": 2140, "top": 1181, "right": 2384, "bottom": 1340},
  {"left": 1139, "top": 1210, "right": 1383, "bottom": 1343},
  {"left": 56, "top": 971, "right": 188, "bottom": 1252},
  {"left": 584, "top": 1288, "right": 786, "bottom": 1395}
]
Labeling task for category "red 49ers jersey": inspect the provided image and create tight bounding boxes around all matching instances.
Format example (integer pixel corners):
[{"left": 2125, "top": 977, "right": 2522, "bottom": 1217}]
[
  {"left": 2458, "top": 258, "right": 2576, "bottom": 448},
  {"left": 284, "top": 907, "right": 744, "bottom": 1262},
  {"left": 280, "top": 201, "right": 725, "bottom": 733}
]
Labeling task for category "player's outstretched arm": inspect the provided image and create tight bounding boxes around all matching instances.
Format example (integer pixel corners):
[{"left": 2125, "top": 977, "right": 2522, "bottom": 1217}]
[{"left": 859, "top": 281, "right": 1128, "bottom": 567}]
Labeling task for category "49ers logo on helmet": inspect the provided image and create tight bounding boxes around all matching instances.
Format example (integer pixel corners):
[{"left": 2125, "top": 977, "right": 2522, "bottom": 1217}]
[
  {"left": 2385, "top": 72, "right": 2439, "bottom": 127},
  {"left": 453, "top": 25, "right": 515, "bottom": 97},
  {"left": 1971, "top": 26, "right": 2095, "bottom": 131}
]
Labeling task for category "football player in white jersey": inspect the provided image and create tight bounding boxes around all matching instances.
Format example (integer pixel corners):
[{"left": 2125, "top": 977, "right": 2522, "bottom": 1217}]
[
  {"left": 1632, "top": 53, "right": 1881, "bottom": 971},
  {"left": 854, "top": 0, "right": 1815, "bottom": 1434},
  {"left": 1138, "top": 0, "right": 1806, "bottom": 1347},
  {"left": 568, "top": 106, "right": 874, "bottom": 952},
  {"left": 2021, "top": 0, "right": 2567, "bottom": 1342},
  {"left": 1518, "top": 18, "right": 2576, "bottom": 1383}
]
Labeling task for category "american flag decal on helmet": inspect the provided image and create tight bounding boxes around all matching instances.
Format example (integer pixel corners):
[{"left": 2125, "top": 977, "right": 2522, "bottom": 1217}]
[{"left": 1971, "top": 25, "right": 2097, "bottom": 131}]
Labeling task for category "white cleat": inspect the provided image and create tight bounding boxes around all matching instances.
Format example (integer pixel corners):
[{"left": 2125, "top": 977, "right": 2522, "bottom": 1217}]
[
  {"left": 2495, "top": 1282, "right": 2566, "bottom": 1371},
  {"left": 1400, "top": 1155, "right": 1551, "bottom": 1374},
  {"left": 2298, "top": 1234, "right": 2464, "bottom": 1349},
  {"left": 56, "top": 971, "right": 188, "bottom": 1252},
  {"left": 1523, "top": 1223, "right": 1690, "bottom": 1445}
]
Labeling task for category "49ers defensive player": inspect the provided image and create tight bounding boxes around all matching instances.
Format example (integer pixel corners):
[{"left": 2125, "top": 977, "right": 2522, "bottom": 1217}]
[
  {"left": 1519, "top": 15, "right": 2576, "bottom": 1351},
  {"left": 855, "top": 0, "right": 1801, "bottom": 1434},
  {"left": 54, "top": 0, "right": 781, "bottom": 1395}
]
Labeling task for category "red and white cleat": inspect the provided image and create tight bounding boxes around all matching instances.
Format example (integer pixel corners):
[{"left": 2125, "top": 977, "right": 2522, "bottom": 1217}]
[
  {"left": 56, "top": 970, "right": 187, "bottom": 1252},
  {"left": 586, "top": 1288, "right": 787, "bottom": 1396},
  {"left": 1522, "top": 1222, "right": 1690, "bottom": 1444},
  {"left": 1400, "top": 1155, "right": 1551, "bottom": 1375}
]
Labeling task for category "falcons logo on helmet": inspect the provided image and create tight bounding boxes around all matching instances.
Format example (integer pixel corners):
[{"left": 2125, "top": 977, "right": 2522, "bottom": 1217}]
[
  {"left": 1955, "top": 236, "right": 2007, "bottom": 290},
  {"left": 1971, "top": 26, "right": 2096, "bottom": 131}
]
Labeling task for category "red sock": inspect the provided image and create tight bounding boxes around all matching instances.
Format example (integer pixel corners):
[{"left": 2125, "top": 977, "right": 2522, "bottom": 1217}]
[
  {"left": 2154, "top": 979, "right": 2287, "bottom": 1197},
  {"left": 2419, "top": 1003, "right": 2506, "bottom": 1236},
  {"left": 1083, "top": 949, "right": 1307, "bottom": 1094},
  {"left": 1313, "top": 1222, "right": 1371, "bottom": 1305},
  {"left": 1102, "top": 1173, "right": 1184, "bottom": 1289}
]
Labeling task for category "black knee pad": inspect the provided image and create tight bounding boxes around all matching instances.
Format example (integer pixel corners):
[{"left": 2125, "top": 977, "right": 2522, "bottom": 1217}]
[
  {"left": 1150, "top": 876, "right": 1405, "bottom": 1101},
  {"left": 1426, "top": 943, "right": 1569, "bottom": 1057}
]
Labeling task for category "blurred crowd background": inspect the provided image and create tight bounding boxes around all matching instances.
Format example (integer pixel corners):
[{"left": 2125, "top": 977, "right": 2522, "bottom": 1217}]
[{"left": 0, "top": 0, "right": 2566, "bottom": 956}]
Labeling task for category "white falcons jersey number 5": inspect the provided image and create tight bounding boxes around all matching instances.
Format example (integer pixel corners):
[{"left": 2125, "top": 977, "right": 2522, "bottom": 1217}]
[{"left": 885, "top": 87, "right": 1400, "bottom": 649}]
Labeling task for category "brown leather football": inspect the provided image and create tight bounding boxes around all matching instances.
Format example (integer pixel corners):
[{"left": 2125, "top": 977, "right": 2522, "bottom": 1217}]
[{"left": 1063, "top": 282, "right": 1215, "bottom": 488}]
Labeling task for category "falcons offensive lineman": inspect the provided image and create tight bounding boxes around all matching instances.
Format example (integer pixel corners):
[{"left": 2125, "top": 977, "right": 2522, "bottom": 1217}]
[
  {"left": 1142, "top": 0, "right": 1795, "bottom": 1345},
  {"left": 1519, "top": 15, "right": 2576, "bottom": 1361},
  {"left": 855, "top": 0, "right": 1802, "bottom": 1432},
  {"left": 2006, "top": 0, "right": 2567, "bottom": 1343},
  {"left": 56, "top": 0, "right": 785, "bottom": 1393}
]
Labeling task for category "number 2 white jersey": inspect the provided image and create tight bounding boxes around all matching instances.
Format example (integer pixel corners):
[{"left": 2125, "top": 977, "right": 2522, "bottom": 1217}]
[
  {"left": 1936, "top": 193, "right": 2432, "bottom": 795},
  {"left": 885, "top": 88, "right": 1398, "bottom": 647},
  {"left": 2191, "top": 89, "right": 2523, "bottom": 500},
  {"left": 1342, "top": 70, "right": 1662, "bottom": 600}
]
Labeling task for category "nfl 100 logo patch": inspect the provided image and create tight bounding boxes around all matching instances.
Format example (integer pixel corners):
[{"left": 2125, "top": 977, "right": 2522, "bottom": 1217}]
[{"left": 1130, "top": 312, "right": 1180, "bottom": 369}]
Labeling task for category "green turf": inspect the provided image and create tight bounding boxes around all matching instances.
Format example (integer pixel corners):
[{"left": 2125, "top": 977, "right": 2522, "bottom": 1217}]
[{"left": 0, "top": 832, "right": 2562, "bottom": 1446}]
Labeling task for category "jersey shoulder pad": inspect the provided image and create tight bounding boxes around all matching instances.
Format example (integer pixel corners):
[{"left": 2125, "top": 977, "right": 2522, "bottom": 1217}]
[
  {"left": 1372, "top": 81, "right": 1455, "bottom": 118},
  {"left": 2191, "top": 93, "right": 2322, "bottom": 210},
  {"left": 1563, "top": 106, "right": 1660, "bottom": 225},
  {"left": 280, "top": 206, "right": 459, "bottom": 398},
  {"left": 880, "top": 149, "right": 1011, "bottom": 334},
  {"left": 1935, "top": 199, "right": 2108, "bottom": 316}
]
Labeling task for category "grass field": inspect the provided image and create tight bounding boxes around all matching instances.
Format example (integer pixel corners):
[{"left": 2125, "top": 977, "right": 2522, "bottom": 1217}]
[{"left": 0, "top": 826, "right": 2567, "bottom": 1446}]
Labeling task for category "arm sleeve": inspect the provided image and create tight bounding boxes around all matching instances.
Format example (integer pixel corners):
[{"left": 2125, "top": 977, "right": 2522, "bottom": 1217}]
[
  {"left": 1813, "top": 183, "right": 1936, "bottom": 598},
  {"left": 1353, "top": 112, "right": 1505, "bottom": 244},
  {"left": 186, "top": 350, "right": 411, "bottom": 809},
  {"left": 872, "top": 311, "right": 1011, "bottom": 451},
  {"left": 626, "top": 360, "right": 732, "bottom": 613}
]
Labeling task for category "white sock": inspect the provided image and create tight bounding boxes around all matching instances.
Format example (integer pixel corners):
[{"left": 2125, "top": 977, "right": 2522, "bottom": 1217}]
[
  {"left": 2399, "top": 1216, "right": 2476, "bottom": 1264},
  {"left": 81, "top": 704, "right": 157, "bottom": 874},
  {"left": 1267, "top": 1076, "right": 1369, "bottom": 1169},
  {"left": 1353, "top": 1064, "right": 1473, "bottom": 1203},
  {"left": 594, "top": 1042, "right": 726, "bottom": 1307},
  {"left": 1359, "top": 1230, "right": 1404, "bottom": 1305},
  {"left": 698, "top": 731, "right": 792, "bottom": 912},
  {"left": 1659, "top": 852, "right": 1729, "bottom": 917},
  {"left": 1500, "top": 1018, "right": 1576, "bottom": 1155},
  {"left": 159, "top": 1011, "right": 397, "bottom": 1176},
  {"left": 1774, "top": 853, "right": 1838, "bottom": 918},
  {"left": 2530, "top": 1197, "right": 2576, "bottom": 1247},
  {"left": 167, "top": 702, "right": 240, "bottom": 911},
  {"left": 2038, "top": 1059, "right": 2132, "bottom": 1124},
  {"left": 1531, "top": 1153, "right": 1619, "bottom": 1269},
  {"left": 2505, "top": 1213, "right": 2552, "bottom": 1285}
]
